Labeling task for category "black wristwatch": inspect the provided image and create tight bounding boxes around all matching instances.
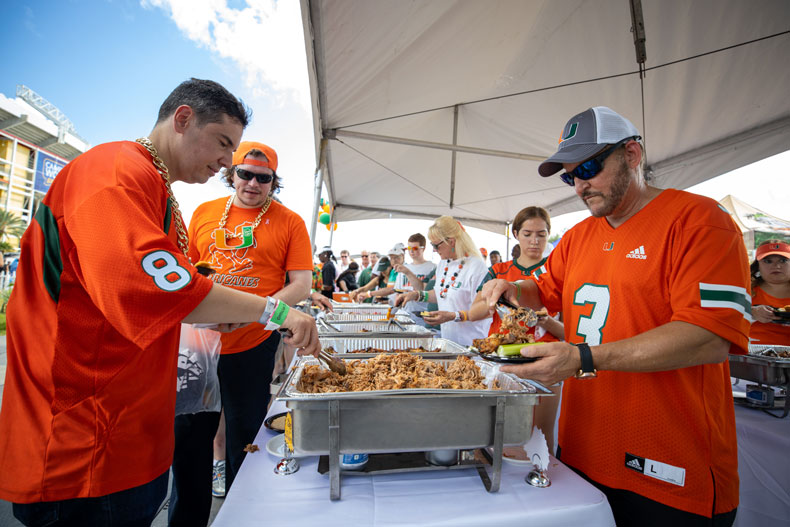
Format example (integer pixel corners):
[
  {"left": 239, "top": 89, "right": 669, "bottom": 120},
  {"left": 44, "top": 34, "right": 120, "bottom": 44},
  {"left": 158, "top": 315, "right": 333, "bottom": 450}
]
[{"left": 575, "top": 343, "right": 598, "bottom": 379}]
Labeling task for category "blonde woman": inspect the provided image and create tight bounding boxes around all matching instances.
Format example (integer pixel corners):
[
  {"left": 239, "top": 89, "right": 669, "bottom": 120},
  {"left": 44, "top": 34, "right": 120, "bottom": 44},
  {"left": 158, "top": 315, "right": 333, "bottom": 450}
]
[{"left": 397, "top": 216, "right": 491, "bottom": 345}]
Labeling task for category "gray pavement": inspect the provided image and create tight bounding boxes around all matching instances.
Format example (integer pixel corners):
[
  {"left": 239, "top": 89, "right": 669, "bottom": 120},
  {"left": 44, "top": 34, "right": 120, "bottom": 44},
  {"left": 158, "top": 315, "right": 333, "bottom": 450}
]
[{"left": 0, "top": 334, "right": 224, "bottom": 526}]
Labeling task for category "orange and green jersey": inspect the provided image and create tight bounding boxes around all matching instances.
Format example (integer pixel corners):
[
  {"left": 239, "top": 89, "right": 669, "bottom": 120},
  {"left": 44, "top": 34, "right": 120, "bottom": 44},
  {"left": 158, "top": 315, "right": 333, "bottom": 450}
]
[
  {"left": 0, "top": 141, "right": 213, "bottom": 503},
  {"left": 478, "top": 257, "right": 559, "bottom": 342},
  {"left": 750, "top": 286, "right": 790, "bottom": 345},
  {"left": 188, "top": 197, "right": 313, "bottom": 353},
  {"left": 533, "top": 189, "right": 750, "bottom": 517}
]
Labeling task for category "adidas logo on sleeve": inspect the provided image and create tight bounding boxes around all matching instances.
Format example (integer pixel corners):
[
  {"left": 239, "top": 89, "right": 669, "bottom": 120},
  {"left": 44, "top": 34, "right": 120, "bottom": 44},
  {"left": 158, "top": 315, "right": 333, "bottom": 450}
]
[{"left": 626, "top": 245, "right": 647, "bottom": 259}]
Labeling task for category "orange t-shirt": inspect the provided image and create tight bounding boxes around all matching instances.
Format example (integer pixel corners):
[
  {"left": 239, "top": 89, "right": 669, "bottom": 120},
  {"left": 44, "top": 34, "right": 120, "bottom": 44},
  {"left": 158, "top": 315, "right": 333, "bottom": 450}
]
[
  {"left": 533, "top": 189, "right": 750, "bottom": 516},
  {"left": 188, "top": 197, "right": 313, "bottom": 353},
  {"left": 0, "top": 142, "right": 213, "bottom": 503},
  {"left": 478, "top": 258, "right": 559, "bottom": 342},
  {"left": 750, "top": 286, "right": 790, "bottom": 345}
]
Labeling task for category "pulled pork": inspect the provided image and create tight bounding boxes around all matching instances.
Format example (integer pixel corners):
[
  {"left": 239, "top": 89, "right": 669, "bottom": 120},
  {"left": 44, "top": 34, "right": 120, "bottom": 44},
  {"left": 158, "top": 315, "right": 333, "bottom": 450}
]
[{"left": 298, "top": 353, "right": 486, "bottom": 393}]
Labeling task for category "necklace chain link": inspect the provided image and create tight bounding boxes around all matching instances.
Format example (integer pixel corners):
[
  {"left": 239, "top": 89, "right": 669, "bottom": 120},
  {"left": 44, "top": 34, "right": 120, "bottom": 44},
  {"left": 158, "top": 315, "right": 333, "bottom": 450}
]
[
  {"left": 135, "top": 137, "right": 189, "bottom": 258},
  {"left": 217, "top": 194, "right": 272, "bottom": 239}
]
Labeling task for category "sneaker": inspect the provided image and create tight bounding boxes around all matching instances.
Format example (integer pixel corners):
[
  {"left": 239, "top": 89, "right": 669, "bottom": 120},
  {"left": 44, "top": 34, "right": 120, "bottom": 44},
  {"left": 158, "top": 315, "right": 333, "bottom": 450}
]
[{"left": 212, "top": 460, "right": 226, "bottom": 498}]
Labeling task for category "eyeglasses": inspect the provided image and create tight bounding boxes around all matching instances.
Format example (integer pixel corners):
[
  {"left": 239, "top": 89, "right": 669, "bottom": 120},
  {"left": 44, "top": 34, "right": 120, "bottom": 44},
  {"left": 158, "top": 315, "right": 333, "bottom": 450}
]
[
  {"left": 235, "top": 168, "right": 274, "bottom": 184},
  {"left": 430, "top": 240, "right": 445, "bottom": 250},
  {"left": 408, "top": 246, "right": 424, "bottom": 251},
  {"left": 559, "top": 136, "right": 640, "bottom": 187}
]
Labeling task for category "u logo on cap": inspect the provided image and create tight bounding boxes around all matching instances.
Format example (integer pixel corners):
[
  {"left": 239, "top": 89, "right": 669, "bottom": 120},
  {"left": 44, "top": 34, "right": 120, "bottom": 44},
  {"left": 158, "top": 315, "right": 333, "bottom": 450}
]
[{"left": 559, "top": 122, "right": 578, "bottom": 143}]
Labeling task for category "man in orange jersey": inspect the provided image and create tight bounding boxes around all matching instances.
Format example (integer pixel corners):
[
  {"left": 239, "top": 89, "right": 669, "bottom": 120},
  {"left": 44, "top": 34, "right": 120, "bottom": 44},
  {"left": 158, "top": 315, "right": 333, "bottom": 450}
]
[
  {"left": 482, "top": 107, "right": 750, "bottom": 526},
  {"left": 180, "top": 140, "right": 313, "bottom": 519},
  {"left": 0, "top": 79, "right": 319, "bottom": 527}
]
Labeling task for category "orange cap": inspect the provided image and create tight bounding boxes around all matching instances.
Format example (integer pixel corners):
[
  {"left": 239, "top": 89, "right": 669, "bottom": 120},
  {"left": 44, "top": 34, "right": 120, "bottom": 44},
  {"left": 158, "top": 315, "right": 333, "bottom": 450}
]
[
  {"left": 756, "top": 241, "right": 790, "bottom": 261},
  {"left": 232, "top": 141, "right": 278, "bottom": 172}
]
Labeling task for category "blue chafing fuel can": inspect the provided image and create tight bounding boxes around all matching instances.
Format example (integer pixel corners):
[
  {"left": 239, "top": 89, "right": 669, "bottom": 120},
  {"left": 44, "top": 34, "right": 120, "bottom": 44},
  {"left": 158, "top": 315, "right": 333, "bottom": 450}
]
[
  {"left": 339, "top": 453, "right": 369, "bottom": 470},
  {"left": 745, "top": 384, "right": 774, "bottom": 407}
]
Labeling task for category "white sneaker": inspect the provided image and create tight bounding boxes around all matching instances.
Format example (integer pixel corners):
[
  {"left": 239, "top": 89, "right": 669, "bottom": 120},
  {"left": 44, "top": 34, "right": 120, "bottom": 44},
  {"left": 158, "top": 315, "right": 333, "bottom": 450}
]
[{"left": 212, "top": 460, "right": 226, "bottom": 498}]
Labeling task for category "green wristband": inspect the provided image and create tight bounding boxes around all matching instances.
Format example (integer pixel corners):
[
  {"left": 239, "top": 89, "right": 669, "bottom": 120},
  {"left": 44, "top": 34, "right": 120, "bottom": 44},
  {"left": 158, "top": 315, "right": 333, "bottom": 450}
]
[
  {"left": 269, "top": 300, "right": 290, "bottom": 328},
  {"left": 422, "top": 291, "right": 429, "bottom": 302}
]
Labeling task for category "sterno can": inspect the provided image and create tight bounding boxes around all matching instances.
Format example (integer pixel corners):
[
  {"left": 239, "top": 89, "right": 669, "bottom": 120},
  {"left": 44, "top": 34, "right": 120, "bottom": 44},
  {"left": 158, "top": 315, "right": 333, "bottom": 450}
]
[{"left": 339, "top": 453, "right": 369, "bottom": 470}]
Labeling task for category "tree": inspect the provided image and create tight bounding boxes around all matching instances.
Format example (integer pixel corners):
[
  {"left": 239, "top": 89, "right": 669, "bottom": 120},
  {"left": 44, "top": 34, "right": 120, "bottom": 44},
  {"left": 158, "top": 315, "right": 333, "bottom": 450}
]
[{"left": 0, "top": 209, "right": 27, "bottom": 244}]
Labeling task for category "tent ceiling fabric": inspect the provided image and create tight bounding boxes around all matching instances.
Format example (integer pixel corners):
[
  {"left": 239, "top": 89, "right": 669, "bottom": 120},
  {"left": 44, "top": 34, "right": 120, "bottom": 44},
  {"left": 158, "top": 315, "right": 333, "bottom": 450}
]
[{"left": 301, "top": 0, "right": 790, "bottom": 234}]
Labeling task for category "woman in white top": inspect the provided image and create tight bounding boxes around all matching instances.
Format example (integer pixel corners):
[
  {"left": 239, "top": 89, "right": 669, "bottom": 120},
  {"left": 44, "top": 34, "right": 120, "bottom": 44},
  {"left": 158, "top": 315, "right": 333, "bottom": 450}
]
[{"left": 397, "top": 216, "right": 491, "bottom": 345}]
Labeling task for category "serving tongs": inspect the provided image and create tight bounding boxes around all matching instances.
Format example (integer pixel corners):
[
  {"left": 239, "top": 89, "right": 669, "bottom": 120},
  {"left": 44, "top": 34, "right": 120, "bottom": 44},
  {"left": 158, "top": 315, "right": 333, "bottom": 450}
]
[
  {"left": 318, "top": 349, "right": 347, "bottom": 374},
  {"left": 316, "top": 313, "right": 342, "bottom": 332},
  {"left": 496, "top": 296, "right": 538, "bottom": 327},
  {"left": 384, "top": 307, "right": 407, "bottom": 331}
]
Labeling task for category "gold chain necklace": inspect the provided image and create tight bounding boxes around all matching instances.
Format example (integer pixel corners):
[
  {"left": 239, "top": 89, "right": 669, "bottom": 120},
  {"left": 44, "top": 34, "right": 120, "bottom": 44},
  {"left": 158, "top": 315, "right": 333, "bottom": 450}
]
[
  {"left": 217, "top": 194, "right": 272, "bottom": 240},
  {"left": 135, "top": 137, "right": 189, "bottom": 257}
]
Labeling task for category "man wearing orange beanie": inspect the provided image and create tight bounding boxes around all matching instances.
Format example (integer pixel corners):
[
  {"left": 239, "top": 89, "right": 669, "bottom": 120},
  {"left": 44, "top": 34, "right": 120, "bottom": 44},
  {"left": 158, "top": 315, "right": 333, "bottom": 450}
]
[{"left": 169, "top": 141, "right": 312, "bottom": 526}]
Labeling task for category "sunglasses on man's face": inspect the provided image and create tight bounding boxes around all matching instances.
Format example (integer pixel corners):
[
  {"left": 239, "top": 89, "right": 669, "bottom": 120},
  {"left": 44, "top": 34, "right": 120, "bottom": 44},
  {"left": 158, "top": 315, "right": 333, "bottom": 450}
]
[
  {"left": 559, "top": 136, "right": 640, "bottom": 187},
  {"left": 235, "top": 168, "right": 275, "bottom": 184}
]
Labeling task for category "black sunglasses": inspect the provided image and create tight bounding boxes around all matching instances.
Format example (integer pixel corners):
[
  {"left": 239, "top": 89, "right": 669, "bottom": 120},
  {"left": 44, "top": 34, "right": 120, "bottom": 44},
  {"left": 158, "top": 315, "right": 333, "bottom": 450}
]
[
  {"left": 559, "top": 136, "right": 640, "bottom": 187},
  {"left": 235, "top": 168, "right": 275, "bottom": 184}
]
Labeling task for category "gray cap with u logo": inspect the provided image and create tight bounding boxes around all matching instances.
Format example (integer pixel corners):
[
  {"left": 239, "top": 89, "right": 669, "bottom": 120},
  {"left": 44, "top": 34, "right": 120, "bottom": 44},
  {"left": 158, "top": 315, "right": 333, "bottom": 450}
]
[{"left": 539, "top": 106, "right": 640, "bottom": 177}]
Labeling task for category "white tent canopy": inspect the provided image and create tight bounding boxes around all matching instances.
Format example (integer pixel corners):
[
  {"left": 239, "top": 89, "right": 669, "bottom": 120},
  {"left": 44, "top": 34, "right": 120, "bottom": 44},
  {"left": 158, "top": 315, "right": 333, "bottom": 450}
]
[{"left": 300, "top": 0, "right": 790, "bottom": 236}]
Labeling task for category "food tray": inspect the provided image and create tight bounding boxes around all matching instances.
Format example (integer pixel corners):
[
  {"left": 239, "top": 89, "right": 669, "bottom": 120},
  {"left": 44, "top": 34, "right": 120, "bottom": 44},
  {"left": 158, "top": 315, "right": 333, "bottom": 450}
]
[
  {"left": 319, "top": 336, "right": 467, "bottom": 357},
  {"left": 328, "top": 303, "right": 398, "bottom": 314},
  {"left": 277, "top": 355, "right": 550, "bottom": 455},
  {"left": 317, "top": 318, "right": 433, "bottom": 336},
  {"left": 729, "top": 345, "right": 790, "bottom": 386},
  {"left": 323, "top": 311, "right": 414, "bottom": 324}
]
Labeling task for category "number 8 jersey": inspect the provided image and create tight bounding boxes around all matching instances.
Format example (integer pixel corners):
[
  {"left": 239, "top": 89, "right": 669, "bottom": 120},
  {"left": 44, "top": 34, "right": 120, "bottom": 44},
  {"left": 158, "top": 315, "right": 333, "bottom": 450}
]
[
  {"left": 0, "top": 141, "right": 213, "bottom": 503},
  {"left": 533, "top": 189, "right": 750, "bottom": 517}
]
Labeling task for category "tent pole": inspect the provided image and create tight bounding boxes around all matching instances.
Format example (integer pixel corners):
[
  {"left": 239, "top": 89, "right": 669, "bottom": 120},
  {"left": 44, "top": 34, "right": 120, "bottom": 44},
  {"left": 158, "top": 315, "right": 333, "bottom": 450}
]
[
  {"left": 449, "top": 105, "right": 459, "bottom": 208},
  {"left": 309, "top": 139, "right": 328, "bottom": 246}
]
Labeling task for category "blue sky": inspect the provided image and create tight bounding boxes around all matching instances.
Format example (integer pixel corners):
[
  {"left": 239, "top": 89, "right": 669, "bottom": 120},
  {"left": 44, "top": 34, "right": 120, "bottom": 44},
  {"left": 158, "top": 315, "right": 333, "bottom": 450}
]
[{"left": 2, "top": 1, "right": 788, "bottom": 259}]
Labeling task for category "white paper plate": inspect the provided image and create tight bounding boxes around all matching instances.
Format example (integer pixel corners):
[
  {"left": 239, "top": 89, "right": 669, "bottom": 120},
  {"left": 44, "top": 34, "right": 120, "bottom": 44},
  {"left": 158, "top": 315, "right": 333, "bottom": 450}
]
[
  {"left": 502, "top": 446, "right": 533, "bottom": 466},
  {"left": 266, "top": 434, "right": 287, "bottom": 457},
  {"left": 265, "top": 433, "right": 304, "bottom": 458}
]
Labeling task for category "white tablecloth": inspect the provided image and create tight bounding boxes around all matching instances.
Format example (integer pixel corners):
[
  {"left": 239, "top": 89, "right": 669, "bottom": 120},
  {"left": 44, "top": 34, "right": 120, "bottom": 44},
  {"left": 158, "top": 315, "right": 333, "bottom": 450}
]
[
  {"left": 212, "top": 400, "right": 614, "bottom": 527},
  {"left": 733, "top": 400, "right": 790, "bottom": 526}
]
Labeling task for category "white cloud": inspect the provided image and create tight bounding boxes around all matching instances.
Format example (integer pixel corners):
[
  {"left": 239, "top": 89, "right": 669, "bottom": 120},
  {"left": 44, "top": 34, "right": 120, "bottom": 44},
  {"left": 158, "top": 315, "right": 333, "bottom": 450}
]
[{"left": 141, "top": 0, "right": 310, "bottom": 110}]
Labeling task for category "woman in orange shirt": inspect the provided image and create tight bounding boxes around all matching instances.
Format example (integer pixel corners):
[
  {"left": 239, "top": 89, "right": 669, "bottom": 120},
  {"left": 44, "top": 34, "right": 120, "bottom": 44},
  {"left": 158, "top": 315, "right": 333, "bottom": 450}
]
[{"left": 750, "top": 239, "right": 790, "bottom": 345}]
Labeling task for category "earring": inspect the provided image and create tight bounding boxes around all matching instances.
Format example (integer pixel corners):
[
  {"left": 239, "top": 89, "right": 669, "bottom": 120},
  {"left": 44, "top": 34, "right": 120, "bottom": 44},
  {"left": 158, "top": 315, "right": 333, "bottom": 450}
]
[{"left": 754, "top": 271, "right": 761, "bottom": 278}]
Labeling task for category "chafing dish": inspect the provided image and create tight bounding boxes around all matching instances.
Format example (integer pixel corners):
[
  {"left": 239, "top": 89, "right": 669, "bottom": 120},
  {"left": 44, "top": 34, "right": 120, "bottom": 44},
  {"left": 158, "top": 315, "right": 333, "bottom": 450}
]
[
  {"left": 319, "top": 335, "right": 468, "bottom": 358},
  {"left": 729, "top": 345, "right": 790, "bottom": 418},
  {"left": 323, "top": 311, "right": 414, "bottom": 324},
  {"left": 316, "top": 317, "right": 433, "bottom": 337},
  {"left": 276, "top": 355, "right": 552, "bottom": 499}
]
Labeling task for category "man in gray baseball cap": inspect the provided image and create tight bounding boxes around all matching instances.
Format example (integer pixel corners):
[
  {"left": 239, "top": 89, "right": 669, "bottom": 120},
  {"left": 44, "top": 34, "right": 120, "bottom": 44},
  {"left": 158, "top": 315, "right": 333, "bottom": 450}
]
[{"left": 480, "top": 106, "right": 750, "bottom": 525}]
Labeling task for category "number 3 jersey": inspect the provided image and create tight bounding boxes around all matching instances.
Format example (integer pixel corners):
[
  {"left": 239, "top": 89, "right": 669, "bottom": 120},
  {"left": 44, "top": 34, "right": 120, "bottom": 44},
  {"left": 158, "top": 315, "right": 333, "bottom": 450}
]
[
  {"left": 533, "top": 189, "right": 751, "bottom": 517},
  {"left": 0, "top": 142, "right": 213, "bottom": 503}
]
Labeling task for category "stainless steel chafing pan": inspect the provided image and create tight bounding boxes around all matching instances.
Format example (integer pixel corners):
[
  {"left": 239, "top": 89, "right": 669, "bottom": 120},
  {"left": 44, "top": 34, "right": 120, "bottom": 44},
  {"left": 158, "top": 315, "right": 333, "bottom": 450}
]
[
  {"left": 323, "top": 311, "right": 413, "bottom": 324},
  {"left": 276, "top": 355, "right": 552, "bottom": 499},
  {"left": 729, "top": 345, "right": 790, "bottom": 418},
  {"left": 319, "top": 336, "right": 468, "bottom": 357},
  {"left": 729, "top": 345, "right": 790, "bottom": 386},
  {"left": 316, "top": 317, "right": 433, "bottom": 336}
]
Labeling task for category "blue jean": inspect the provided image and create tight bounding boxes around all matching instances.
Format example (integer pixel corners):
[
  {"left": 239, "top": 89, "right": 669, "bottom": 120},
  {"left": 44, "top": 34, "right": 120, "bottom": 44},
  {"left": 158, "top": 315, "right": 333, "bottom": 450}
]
[
  {"left": 13, "top": 470, "right": 168, "bottom": 527},
  {"left": 218, "top": 331, "right": 279, "bottom": 491}
]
